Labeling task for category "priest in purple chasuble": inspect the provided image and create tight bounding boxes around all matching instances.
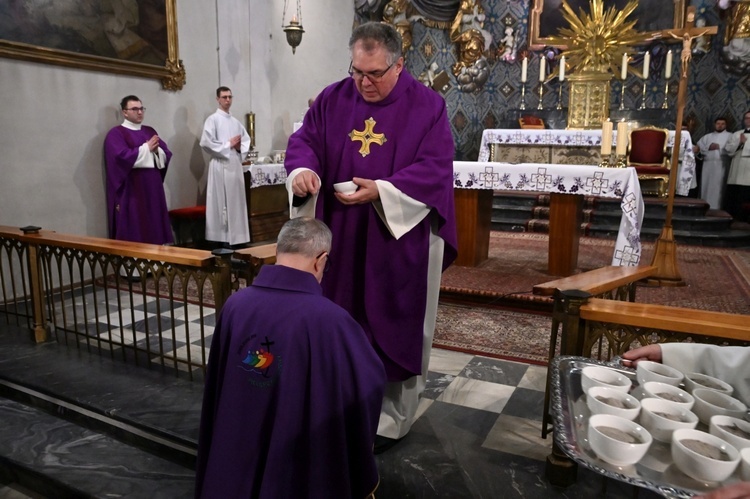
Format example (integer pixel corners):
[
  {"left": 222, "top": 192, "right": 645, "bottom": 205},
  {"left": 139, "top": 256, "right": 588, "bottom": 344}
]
[
  {"left": 196, "top": 218, "right": 385, "bottom": 499},
  {"left": 104, "top": 95, "right": 173, "bottom": 244},
  {"left": 284, "top": 22, "right": 457, "bottom": 449}
]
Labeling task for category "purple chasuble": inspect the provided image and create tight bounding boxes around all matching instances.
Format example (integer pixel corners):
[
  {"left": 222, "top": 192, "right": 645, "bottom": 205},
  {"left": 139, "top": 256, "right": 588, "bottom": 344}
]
[
  {"left": 285, "top": 70, "right": 457, "bottom": 381},
  {"left": 104, "top": 125, "right": 173, "bottom": 244},
  {"left": 196, "top": 265, "right": 385, "bottom": 499}
]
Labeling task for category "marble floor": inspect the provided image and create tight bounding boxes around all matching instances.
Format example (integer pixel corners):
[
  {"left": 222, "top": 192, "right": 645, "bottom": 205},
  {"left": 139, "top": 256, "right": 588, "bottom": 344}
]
[{"left": 0, "top": 285, "right": 662, "bottom": 498}]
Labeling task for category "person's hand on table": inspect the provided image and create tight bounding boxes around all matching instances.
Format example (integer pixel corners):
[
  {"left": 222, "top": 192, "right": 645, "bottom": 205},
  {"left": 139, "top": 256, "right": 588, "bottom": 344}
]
[
  {"left": 335, "top": 177, "right": 379, "bottom": 205},
  {"left": 621, "top": 344, "right": 662, "bottom": 368},
  {"left": 696, "top": 482, "right": 750, "bottom": 499}
]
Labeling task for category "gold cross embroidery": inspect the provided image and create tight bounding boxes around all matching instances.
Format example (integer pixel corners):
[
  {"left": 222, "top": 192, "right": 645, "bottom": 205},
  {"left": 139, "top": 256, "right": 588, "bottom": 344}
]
[{"left": 349, "top": 117, "right": 387, "bottom": 157}]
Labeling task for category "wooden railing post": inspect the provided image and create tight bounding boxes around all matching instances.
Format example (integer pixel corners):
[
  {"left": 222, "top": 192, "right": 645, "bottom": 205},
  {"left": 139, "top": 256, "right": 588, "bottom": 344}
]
[
  {"left": 21, "top": 226, "right": 47, "bottom": 343},
  {"left": 212, "top": 248, "right": 234, "bottom": 313}
]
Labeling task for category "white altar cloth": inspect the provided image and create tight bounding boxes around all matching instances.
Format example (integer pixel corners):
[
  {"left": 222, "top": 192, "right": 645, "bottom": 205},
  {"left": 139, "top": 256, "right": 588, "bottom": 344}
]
[
  {"left": 242, "top": 163, "right": 287, "bottom": 188},
  {"left": 477, "top": 129, "right": 696, "bottom": 196},
  {"left": 454, "top": 161, "right": 645, "bottom": 266}
]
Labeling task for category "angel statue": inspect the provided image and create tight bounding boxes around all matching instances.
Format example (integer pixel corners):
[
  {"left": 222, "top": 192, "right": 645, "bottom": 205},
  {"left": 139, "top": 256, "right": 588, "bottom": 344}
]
[
  {"left": 718, "top": 0, "right": 750, "bottom": 73},
  {"left": 382, "top": 0, "right": 412, "bottom": 55},
  {"left": 450, "top": 0, "right": 492, "bottom": 91}
]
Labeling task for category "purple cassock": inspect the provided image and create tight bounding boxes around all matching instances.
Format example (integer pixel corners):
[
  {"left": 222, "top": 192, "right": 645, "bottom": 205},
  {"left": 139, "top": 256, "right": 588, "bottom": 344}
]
[
  {"left": 104, "top": 125, "right": 173, "bottom": 244},
  {"left": 285, "top": 70, "right": 457, "bottom": 381},
  {"left": 195, "top": 265, "right": 386, "bottom": 499}
]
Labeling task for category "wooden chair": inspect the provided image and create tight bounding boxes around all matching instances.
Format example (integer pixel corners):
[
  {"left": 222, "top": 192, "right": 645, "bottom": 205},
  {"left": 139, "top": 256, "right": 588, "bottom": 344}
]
[{"left": 627, "top": 126, "right": 670, "bottom": 197}]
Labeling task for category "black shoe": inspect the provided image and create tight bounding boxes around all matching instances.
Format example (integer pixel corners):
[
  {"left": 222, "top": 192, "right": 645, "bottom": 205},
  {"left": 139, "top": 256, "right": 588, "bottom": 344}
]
[{"left": 374, "top": 434, "right": 405, "bottom": 455}]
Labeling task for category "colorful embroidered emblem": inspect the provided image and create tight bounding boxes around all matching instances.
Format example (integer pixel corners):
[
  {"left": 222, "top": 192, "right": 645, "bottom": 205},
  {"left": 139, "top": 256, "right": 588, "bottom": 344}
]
[
  {"left": 242, "top": 348, "right": 275, "bottom": 369},
  {"left": 238, "top": 335, "right": 279, "bottom": 384},
  {"left": 349, "top": 117, "right": 387, "bottom": 157}
]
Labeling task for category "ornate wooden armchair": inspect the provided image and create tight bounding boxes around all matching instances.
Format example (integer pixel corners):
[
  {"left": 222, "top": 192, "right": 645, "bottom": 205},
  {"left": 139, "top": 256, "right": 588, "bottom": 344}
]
[{"left": 626, "top": 126, "right": 670, "bottom": 197}]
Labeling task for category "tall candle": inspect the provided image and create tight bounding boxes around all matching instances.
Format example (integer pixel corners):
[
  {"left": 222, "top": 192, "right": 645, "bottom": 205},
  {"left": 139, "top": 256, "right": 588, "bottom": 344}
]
[
  {"left": 621, "top": 53, "right": 628, "bottom": 80},
  {"left": 521, "top": 57, "right": 528, "bottom": 82},
  {"left": 616, "top": 121, "right": 629, "bottom": 155},
  {"left": 601, "top": 121, "right": 613, "bottom": 156},
  {"left": 559, "top": 55, "right": 566, "bottom": 82},
  {"left": 539, "top": 57, "right": 546, "bottom": 81},
  {"left": 665, "top": 50, "right": 673, "bottom": 79},
  {"left": 643, "top": 51, "right": 650, "bottom": 79}
]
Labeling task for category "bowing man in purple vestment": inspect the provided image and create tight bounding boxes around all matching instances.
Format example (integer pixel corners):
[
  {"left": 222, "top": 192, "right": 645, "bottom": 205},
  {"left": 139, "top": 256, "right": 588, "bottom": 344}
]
[
  {"left": 284, "top": 22, "right": 457, "bottom": 453},
  {"left": 196, "top": 217, "right": 385, "bottom": 499},
  {"left": 104, "top": 95, "right": 173, "bottom": 244}
]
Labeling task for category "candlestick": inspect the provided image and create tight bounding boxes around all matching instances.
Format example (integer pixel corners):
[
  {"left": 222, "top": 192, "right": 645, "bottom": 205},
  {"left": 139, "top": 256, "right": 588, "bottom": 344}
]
[
  {"left": 619, "top": 82, "right": 627, "bottom": 111},
  {"left": 520, "top": 82, "right": 527, "bottom": 110},
  {"left": 665, "top": 50, "right": 673, "bottom": 79},
  {"left": 639, "top": 79, "right": 647, "bottom": 110},
  {"left": 556, "top": 81, "right": 564, "bottom": 110},
  {"left": 559, "top": 55, "right": 566, "bottom": 82},
  {"left": 539, "top": 57, "right": 546, "bottom": 81},
  {"left": 661, "top": 80, "right": 670, "bottom": 109},
  {"left": 537, "top": 80, "right": 545, "bottom": 110},
  {"left": 601, "top": 121, "right": 613, "bottom": 156},
  {"left": 521, "top": 57, "right": 528, "bottom": 83},
  {"left": 621, "top": 53, "right": 628, "bottom": 80},
  {"left": 615, "top": 121, "right": 628, "bottom": 156}
]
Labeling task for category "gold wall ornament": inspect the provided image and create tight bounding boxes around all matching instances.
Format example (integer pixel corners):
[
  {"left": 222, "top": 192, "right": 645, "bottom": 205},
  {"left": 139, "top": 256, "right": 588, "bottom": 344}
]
[{"left": 566, "top": 71, "right": 611, "bottom": 129}]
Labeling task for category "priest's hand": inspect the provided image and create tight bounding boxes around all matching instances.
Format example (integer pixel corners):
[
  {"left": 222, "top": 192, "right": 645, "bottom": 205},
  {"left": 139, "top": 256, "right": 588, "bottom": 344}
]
[
  {"left": 147, "top": 135, "right": 160, "bottom": 152},
  {"left": 621, "top": 344, "right": 662, "bottom": 367},
  {"left": 291, "top": 170, "right": 320, "bottom": 197},
  {"left": 335, "top": 177, "right": 378, "bottom": 205}
]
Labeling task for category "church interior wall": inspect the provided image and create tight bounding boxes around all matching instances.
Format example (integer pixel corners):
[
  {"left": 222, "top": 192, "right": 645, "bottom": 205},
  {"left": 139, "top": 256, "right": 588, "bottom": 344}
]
[{"left": 0, "top": 0, "right": 747, "bottom": 241}]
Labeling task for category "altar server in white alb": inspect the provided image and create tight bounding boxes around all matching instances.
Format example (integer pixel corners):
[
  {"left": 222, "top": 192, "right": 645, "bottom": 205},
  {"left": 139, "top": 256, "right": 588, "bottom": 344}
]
[
  {"left": 200, "top": 86, "right": 251, "bottom": 246},
  {"left": 723, "top": 110, "right": 750, "bottom": 221},
  {"left": 693, "top": 117, "right": 731, "bottom": 210}
]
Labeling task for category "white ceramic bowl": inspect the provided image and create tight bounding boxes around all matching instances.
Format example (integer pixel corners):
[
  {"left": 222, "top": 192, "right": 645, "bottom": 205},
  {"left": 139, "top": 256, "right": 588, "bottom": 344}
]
[
  {"left": 692, "top": 388, "right": 747, "bottom": 425},
  {"left": 333, "top": 181, "right": 357, "bottom": 195},
  {"left": 741, "top": 447, "right": 750, "bottom": 481},
  {"left": 587, "top": 386, "right": 641, "bottom": 421},
  {"left": 639, "top": 397, "right": 699, "bottom": 443},
  {"left": 588, "top": 414, "right": 652, "bottom": 466},
  {"left": 684, "top": 372, "right": 734, "bottom": 396},
  {"left": 581, "top": 366, "right": 632, "bottom": 394},
  {"left": 636, "top": 360, "right": 684, "bottom": 387},
  {"left": 642, "top": 382, "right": 695, "bottom": 410},
  {"left": 710, "top": 415, "right": 750, "bottom": 451},
  {"left": 672, "top": 428, "right": 740, "bottom": 482}
]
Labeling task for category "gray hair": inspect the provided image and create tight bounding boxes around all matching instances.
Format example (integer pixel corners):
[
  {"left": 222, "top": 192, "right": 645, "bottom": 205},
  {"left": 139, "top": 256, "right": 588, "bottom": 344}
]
[
  {"left": 276, "top": 217, "right": 332, "bottom": 258},
  {"left": 349, "top": 22, "right": 402, "bottom": 65}
]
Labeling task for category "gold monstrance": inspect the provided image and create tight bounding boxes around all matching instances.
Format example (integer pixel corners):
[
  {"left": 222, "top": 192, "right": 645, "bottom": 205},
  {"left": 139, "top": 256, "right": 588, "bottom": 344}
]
[{"left": 546, "top": 0, "right": 649, "bottom": 129}]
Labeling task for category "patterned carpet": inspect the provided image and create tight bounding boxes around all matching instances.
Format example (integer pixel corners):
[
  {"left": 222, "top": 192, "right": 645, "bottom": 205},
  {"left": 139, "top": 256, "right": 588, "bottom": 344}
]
[{"left": 433, "top": 232, "right": 750, "bottom": 364}]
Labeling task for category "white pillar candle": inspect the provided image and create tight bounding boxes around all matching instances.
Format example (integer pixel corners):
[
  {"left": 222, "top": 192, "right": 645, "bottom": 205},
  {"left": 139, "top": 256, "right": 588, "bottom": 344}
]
[
  {"left": 643, "top": 51, "right": 650, "bottom": 79},
  {"left": 616, "top": 121, "right": 629, "bottom": 155},
  {"left": 539, "top": 57, "right": 546, "bottom": 81},
  {"left": 601, "top": 121, "right": 613, "bottom": 156},
  {"left": 621, "top": 53, "right": 628, "bottom": 80},
  {"left": 665, "top": 50, "right": 673, "bottom": 79},
  {"left": 559, "top": 55, "right": 566, "bottom": 82},
  {"left": 521, "top": 57, "right": 528, "bottom": 82}
]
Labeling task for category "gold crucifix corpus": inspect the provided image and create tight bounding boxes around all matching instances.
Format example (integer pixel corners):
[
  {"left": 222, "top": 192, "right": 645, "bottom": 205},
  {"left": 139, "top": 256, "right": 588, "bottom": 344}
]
[
  {"left": 648, "top": 6, "right": 718, "bottom": 286},
  {"left": 349, "top": 117, "right": 387, "bottom": 157}
]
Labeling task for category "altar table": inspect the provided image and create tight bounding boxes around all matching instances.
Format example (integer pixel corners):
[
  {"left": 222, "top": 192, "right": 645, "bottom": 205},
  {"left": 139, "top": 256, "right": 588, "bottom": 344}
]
[
  {"left": 242, "top": 163, "right": 288, "bottom": 242},
  {"left": 477, "top": 129, "right": 696, "bottom": 196},
  {"left": 453, "top": 162, "right": 644, "bottom": 275}
]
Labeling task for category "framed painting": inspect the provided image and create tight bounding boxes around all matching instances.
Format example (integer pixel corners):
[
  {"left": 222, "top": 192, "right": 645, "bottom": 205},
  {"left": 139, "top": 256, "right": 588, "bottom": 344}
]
[
  {"left": 0, "top": 0, "right": 185, "bottom": 90},
  {"left": 529, "top": 0, "right": 687, "bottom": 49}
]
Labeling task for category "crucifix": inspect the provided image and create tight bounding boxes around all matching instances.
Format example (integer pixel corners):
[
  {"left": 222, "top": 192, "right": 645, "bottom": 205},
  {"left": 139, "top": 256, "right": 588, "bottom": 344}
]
[{"left": 648, "top": 6, "right": 717, "bottom": 286}]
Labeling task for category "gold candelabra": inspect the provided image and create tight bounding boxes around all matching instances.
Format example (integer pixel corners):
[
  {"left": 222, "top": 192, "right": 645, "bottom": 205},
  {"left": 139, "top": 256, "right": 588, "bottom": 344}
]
[
  {"left": 520, "top": 82, "right": 527, "bottom": 110},
  {"left": 639, "top": 79, "right": 647, "bottom": 110},
  {"left": 619, "top": 83, "right": 626, "bottom": 110},
  {"left": 537, "top": 82, "right": 545, "bottom": 110},
  {"left": 661, "top": 80, "right": 670, "bottom": 109}
]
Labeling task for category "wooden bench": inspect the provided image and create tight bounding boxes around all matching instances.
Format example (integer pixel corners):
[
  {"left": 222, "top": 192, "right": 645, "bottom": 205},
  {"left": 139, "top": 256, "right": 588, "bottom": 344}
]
[
  {"left": 544, "top": 290, "right": 750, "bottom": 487},
  {"left": 234, "top": 243, "right": 277, "bottom": 285}
]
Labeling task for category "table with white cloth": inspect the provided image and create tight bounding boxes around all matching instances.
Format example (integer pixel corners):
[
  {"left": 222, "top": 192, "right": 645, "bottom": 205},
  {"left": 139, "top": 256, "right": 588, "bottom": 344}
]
[
  {"left": 453, "top": 161, "right": 644, "bottom": 276},
  {"left": 477, "top": 129, "right": 697, "bottom": 196},
  {"left": 241, "top": 163, "right": 288, "bottom": 242}
]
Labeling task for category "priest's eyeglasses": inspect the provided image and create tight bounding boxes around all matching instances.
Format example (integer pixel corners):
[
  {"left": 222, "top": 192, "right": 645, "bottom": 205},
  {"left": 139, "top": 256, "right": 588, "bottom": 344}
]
[
  {"left": 316, "top": 251, "right": 331, "bottom": 273},
  {"left": 348, "top": 62, "right": 394, "bottom": 83},
  {"left": 126, "top": 107, "right": 146, "bottom": 113}
]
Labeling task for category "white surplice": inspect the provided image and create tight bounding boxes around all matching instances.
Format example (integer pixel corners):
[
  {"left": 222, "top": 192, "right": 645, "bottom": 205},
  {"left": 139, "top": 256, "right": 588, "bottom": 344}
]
[
  {"left": 696, "top": 130, "right": 731, "bottom": 209},
  {"left": 200, "top": 110, "right": 251, "bottom": 245}
]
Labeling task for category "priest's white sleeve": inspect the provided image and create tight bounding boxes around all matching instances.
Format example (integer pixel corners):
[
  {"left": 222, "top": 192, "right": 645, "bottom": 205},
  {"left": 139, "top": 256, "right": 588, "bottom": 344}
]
[
  {"left": 372, "top": 180, "right": 430, "bottom": 239},
  {"left": 286, "top": 168, "right": 319, "bottom": 218},
  {"left": 133, "top": 143, "right": 156, "bottom": 169}
]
